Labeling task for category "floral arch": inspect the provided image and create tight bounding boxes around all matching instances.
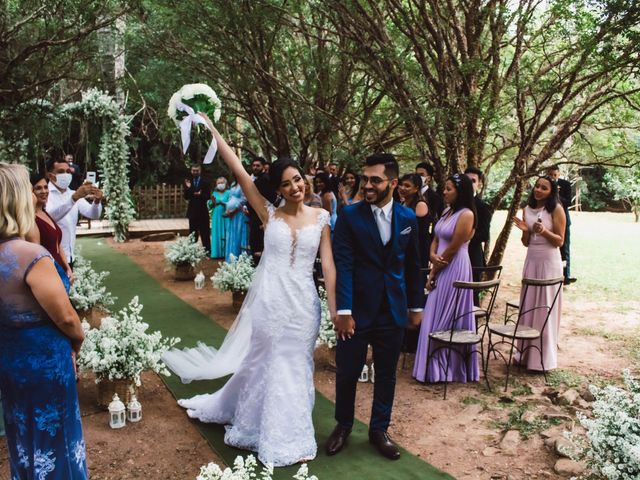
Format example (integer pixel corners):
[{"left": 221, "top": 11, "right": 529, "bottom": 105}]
[{"left": 61, "top": 89, "right": 135, "bottom": 241}]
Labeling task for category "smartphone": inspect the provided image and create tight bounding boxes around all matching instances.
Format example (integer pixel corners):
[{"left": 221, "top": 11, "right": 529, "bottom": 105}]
[{"left": 86, "top": 171, "right": 97, "bottom": 184}]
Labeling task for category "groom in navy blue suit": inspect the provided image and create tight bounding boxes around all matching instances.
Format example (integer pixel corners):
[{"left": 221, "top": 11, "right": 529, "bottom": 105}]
[{"left": 327, "top": 153, "right": 424, "bottom": 460}]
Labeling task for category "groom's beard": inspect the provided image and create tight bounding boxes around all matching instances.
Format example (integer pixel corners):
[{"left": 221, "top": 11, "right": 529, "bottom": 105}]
[{"left": 364, "top": 184, "right": 391, "bottom": 204}]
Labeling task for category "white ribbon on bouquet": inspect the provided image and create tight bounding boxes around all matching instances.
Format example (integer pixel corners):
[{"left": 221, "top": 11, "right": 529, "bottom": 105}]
[{"left": 176, "top": 101, "right": 217, "bottom": 164}]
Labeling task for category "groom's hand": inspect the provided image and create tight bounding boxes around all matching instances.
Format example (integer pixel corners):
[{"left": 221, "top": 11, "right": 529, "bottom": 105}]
[{"left": 334, "top": 314, "right": 356, "bottom": 341}]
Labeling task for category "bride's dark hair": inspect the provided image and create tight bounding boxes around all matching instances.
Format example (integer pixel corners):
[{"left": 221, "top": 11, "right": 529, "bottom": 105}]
[{"left": 268, "top": 157, "right": 305, "bottom": 192}]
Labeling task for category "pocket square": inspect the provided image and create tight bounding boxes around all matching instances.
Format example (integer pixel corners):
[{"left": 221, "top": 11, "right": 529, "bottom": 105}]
[{"left": 400, "top": 226, "right": 412, "bottom": 235}]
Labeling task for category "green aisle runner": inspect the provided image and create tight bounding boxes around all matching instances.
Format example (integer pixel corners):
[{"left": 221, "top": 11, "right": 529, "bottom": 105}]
[{"left": 79, "top": 238, "right": 454, "bottom": 480}]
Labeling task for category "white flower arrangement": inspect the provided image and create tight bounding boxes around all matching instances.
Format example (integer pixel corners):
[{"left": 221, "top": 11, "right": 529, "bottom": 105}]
[
  {"left": 61, "top": 88, "right": 135, "bottom": 242},
  {"left": 197, "top": 455, "right": 318, "bottom": 480},
  {"left": 570, "top": 369, "right": 640, "bottom": 479},
  {"left": 211, "top": 253, "right": 255, "bottom": 293},
  {"left": 165, "top": 233, "right": 207, "bottom": 267},
  {"left": 316, "top": 286, "right": 336, "bottom": 349},
  {"left": 167, "top": 83, "right": 222, "bottom": 126},
  {"left": 77, "top": 297, "right": 180, "bottom": 386},
  {"left": 69, "top": 253, "right": 116, "bottom": 311}
]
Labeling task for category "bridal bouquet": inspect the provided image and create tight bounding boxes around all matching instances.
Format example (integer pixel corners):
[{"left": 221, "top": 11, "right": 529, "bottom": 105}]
[
  {"left": 197, "top": 455, "right": 318, "bottom": 480},
  {"left": 77, "top": 297, "right": 180, "bottom": 386},
  {"left": 167, "top": 83, "right": 221, "bottom": 164},
  {"left": 211, "top": 253, "right": 255, "bottom": 293}
]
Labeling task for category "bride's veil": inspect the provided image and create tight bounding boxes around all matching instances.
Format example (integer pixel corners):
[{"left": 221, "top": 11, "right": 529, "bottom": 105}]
[{"left": 162, "top": 259, "right": 265, "bottom": 383}]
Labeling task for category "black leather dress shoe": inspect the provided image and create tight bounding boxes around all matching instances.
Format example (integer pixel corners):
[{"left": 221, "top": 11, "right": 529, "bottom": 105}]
[
  {"left": 564, "top": 277, "right": 577, "bottom": 285},
  {"left": 369, "top": 430, "right": 401, "bottom": 460},
  {"left": 325, "top": 425, "right": 351, "bottom": 456}
]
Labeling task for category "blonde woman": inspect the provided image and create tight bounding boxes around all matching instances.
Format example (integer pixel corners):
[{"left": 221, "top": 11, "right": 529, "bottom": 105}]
[{"left": 0, "top": 163, "right": 87, "bottom": 479}]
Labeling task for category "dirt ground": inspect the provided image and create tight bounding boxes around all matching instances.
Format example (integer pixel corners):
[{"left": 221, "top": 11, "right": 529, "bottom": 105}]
[{"left": 1, "top": 235, "right": 636, "bottom": 480}]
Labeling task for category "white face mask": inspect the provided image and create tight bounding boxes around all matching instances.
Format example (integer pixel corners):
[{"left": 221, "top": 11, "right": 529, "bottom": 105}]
[
  {"left": 54, "top": 173, "right": 72, "bottom": 190},
  {"left": 421, "top": 175, "right": 428, "bottom": 186},
  {"left": 216, "top": 184, "right": 226, "bottom": 191}
]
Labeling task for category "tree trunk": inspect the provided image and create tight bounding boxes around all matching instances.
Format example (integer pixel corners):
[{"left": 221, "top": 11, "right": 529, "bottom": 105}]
[{"left": 488, "top": 178, "right": 526, "bottom": 267}]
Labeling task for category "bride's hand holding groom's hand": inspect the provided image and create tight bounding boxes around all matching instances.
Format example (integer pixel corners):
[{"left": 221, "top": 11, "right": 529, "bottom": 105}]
[{"left": 333, "top": 314, "right": 355, "bottom": 341}]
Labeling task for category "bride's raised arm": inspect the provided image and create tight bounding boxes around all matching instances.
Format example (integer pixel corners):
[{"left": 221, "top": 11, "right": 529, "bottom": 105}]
[{"left": 199, "top": 113, "right": 269, "bottom": 224}]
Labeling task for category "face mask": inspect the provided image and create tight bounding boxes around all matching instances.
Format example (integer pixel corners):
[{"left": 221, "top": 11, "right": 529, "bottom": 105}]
[
  {"left": 54, "top": 173, "right": 72, "bottom": 190},
  {"left": 216, "top": 184, "right": 226, "bottom": 191},
  {"left": 421, "top": 175, "right": 428, "bottom": 186}
]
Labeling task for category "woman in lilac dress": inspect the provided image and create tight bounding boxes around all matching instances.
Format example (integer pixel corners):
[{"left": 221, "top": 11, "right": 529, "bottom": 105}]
[
  {"left": 413, "top": 173, "right": 478, "bottom": 383},
  {"left": 512, "top": 176, "right": 565, "bottom": 370}
]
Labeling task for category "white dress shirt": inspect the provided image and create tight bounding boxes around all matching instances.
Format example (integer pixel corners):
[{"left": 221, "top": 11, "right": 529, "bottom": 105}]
[
  {"left": 337, "top": 199, "right": 422, "bottom": 315},
  {"left": 46, "top": 182, "right": 103, "bottom": 260}
]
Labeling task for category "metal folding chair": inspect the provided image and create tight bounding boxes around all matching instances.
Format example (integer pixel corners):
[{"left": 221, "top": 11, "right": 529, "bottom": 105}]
[
  {"left": 425, "top": 278, "right": 501, "bottom": 399},
  {"left": 486, "top": 277, "right": 564, "bottom": 391}
]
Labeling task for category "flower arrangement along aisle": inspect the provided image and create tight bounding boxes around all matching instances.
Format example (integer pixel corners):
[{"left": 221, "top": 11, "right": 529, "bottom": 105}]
[
  {"left": 316, "top": 286, "right": 336, "bottom": 349},
  {"left": 69, "top": 252, "right": 116, "bottom": 328},
  {"left": 197, "top": 454, "right": 318, "bottom": 480},
  {"left": 210, "top": 252, "right": 255, "bottom": 311},
  {"left": 569, "top": 369, "right": 640, "bottom": 479},
  {"left": 165, "top": 233, "right": 207, "bottom": 280},
  {"left": 77, "top": 297, "right": 180, "bottom": 407},
  {"left": 167, "top": 83, "right": 222, "bottom": 164}
]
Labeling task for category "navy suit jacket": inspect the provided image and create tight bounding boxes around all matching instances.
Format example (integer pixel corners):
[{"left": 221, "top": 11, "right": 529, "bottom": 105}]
[{"left": 333, "top": 201, "right": 424, "bottom": 328}]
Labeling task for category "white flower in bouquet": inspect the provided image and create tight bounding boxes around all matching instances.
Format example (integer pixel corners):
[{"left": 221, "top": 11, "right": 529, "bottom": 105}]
[
  {"left": 77, "top": 297, "right": 180, "bottom": 386},
  {"left": 315, "top": 286, "right": 336, "bottom": 349},
  {"left": 165, "top": 233, "right": 207, "bottom": 267},
  {"left": 69, "top": 253, "right": 116, "bottom": 311},
  {"left": 167, "top": 83, "right": 221, "bottom": 127},
  {"left": 196, "top": 454, "right": 318, "bottom": 480},
  {"left": 211, "top": 253, "right": 255, "bottom": 293}
]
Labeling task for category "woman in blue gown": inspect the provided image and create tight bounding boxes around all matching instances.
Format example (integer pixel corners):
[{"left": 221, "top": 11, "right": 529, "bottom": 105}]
[
  {"left": 0, "top": 163, "right": 88, "bottom": 479},
  {"left": 225, "top": 181, "right": 250, "bottom": 261},
  {"left": 208, "top": 177, "right": 230, "bottom": 259}
]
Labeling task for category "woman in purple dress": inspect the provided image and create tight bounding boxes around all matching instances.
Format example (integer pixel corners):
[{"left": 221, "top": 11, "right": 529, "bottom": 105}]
[
  {"left": 512, "top": 176, "right": 565, "bottom": 370},
  {"left": 413, "top": 173, "right": 478, "bottom": 383}
]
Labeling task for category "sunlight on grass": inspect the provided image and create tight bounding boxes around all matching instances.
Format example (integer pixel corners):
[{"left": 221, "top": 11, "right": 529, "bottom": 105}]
[{"left": 491, "top": 211, "right": 640, "bottom": 303}]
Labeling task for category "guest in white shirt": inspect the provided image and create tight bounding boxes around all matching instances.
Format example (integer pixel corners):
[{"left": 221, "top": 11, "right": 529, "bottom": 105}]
[{"left": 46, "top": 158, "right": 103, "bottom": 262}]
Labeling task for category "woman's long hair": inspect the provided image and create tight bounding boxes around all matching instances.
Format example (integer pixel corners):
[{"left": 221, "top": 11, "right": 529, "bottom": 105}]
[
  {"left": 314, "top": 172, "right": 333, "bottom": 195},
  {"left": 342, "top": 170, "right": 361, "bottom": 200},
  {"left": 448, "top": 173, "right": 477, "bottom": 228},
  {"left": 526, "top": 176, "right": 559, "bottom": 213},
  {"left": 399, "top": 173, "right": 426, "bottom": 211}
]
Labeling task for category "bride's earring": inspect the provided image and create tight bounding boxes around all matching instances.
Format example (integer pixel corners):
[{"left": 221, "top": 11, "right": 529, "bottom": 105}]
[
  {"left": 274, "top": 193, "right": 282, "bottom": 206},
  {"left": 358, "top": 364, "right": 369, "bottom": 383},
  {"left": 370, "top": 362, "right": 375, "bottom": 383}
]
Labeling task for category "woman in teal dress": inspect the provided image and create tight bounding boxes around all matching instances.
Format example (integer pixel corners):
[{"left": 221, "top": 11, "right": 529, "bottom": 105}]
[
  {"left": 0, "top": 163, "right": 88, "bottom": 479},
  {"left": 209, "top": 177, "right": 230, "bottom": 259},
  {"left": 225, "top": 181, "right": 250, "bottom": 262}
]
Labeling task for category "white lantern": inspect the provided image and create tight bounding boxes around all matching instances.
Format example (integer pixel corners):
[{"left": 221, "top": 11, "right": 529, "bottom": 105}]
[
  {"left": 127, "top": 395, "right": 142, "bottom": 423},
  {"left": 108, "top": 393, "right": 126, "bottom": 429},
  {"left": 194, "top": 271, "right": 205, "bottom": 290}
]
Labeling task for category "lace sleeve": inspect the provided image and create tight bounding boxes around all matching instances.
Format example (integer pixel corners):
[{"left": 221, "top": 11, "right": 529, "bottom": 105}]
[
  {"left": 318, "top": 209, "right": 331, "bottom": 230},
  {"left": 265, "top": 201, "right": 276, "bottom": 222}
]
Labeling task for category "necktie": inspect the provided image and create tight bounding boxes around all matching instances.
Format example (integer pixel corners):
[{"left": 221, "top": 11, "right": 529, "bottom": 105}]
[{"left": 376, "top": 208, "right": 390, "bottom": 245}]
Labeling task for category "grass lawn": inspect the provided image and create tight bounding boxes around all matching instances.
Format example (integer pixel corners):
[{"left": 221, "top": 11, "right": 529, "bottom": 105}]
[{"left": 490, "top": 210, "right": 640, "bottom": 304}]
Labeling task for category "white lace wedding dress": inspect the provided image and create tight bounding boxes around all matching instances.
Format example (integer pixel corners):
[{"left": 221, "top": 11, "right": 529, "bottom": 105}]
[{"left": 164, "top": 204, "right": 330, "bottom": 467}]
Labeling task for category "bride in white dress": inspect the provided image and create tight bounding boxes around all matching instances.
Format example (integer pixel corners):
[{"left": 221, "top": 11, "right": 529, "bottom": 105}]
[{"left": 163, "top": 113, "right": 337, "bottom": 467}]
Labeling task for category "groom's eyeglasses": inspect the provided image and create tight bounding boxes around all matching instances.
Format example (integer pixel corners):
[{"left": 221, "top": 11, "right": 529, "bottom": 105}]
[{"left": 361, "top": 175, "right": 389, "bottom": 186}]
